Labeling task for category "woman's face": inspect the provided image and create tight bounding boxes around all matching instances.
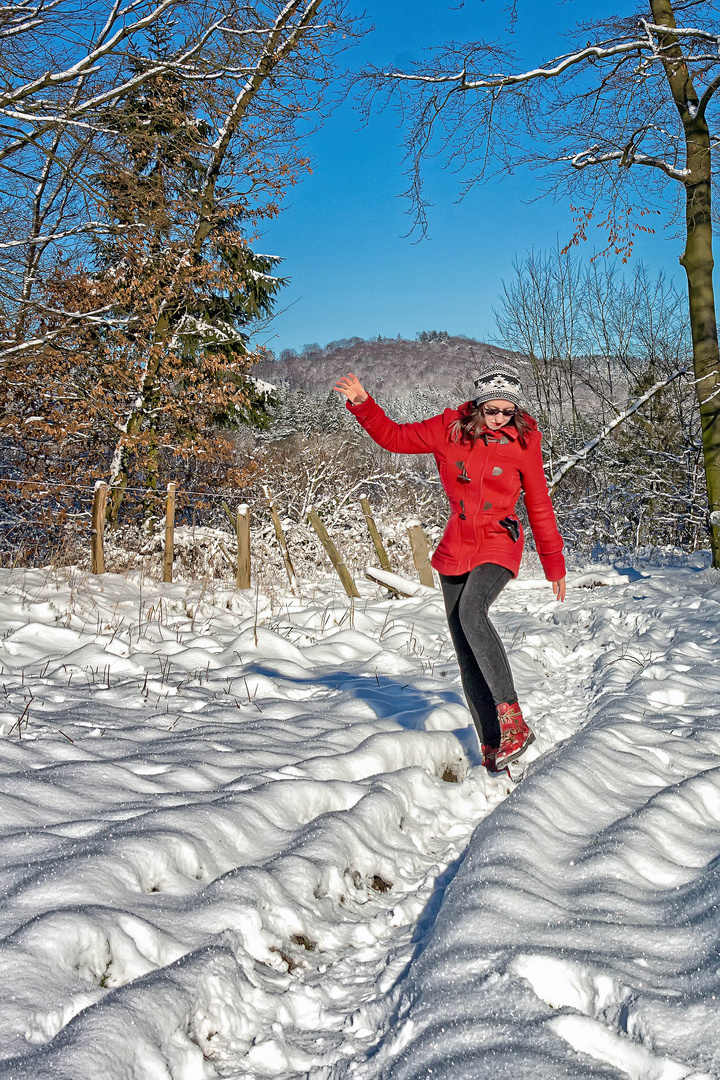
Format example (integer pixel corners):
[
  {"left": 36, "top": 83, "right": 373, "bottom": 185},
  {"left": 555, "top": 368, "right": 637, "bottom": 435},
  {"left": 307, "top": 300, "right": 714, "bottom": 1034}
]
[{"left": 481, "top": 399, "right": 516, "bottom": 431}]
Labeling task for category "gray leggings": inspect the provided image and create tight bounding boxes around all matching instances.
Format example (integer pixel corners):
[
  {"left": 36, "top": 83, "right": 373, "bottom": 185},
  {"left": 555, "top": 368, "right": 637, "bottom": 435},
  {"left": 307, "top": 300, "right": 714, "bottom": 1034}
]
[{"left": 440, "top": 563, "right": 517, "bottom": 748}]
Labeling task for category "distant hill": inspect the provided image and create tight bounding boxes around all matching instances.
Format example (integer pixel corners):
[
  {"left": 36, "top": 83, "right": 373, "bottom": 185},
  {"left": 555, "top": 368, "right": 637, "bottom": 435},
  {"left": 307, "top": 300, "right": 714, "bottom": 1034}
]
[{"left": 251, "top": 333, "right": 522, "bottom": 414}]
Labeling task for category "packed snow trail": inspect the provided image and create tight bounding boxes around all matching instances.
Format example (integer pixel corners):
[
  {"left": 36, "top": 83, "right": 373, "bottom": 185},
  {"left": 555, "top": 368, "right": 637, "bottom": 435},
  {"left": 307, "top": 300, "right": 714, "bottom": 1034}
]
[
  {"left": 0, "top": 562, "right": 718, "bottom": 1078},
  {"left": 352, "top": 563, "right": 720, "bottom": 1080}
]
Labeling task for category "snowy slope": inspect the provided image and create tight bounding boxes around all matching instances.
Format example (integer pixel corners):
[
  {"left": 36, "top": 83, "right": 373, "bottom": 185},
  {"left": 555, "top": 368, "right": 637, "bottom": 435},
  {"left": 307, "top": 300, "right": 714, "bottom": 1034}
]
[
  {"left": 358, "top": 565, "right": 720, "bottom": 1080},
  {"left": 0, "top": 563, "right": 719, "bottom": 1079}
]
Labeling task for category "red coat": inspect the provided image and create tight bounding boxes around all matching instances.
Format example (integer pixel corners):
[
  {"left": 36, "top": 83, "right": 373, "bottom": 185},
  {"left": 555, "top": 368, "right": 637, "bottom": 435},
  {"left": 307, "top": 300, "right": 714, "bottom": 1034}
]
[{"left": 347, "top": 396, "right": 566, "bottom": 580}]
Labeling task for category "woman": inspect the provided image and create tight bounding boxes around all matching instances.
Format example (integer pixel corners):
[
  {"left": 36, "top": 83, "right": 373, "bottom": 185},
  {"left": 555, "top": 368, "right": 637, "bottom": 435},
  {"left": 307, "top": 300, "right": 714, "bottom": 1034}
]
[{"left": 334, "top": 363, "right": 566, "bottom": 773}]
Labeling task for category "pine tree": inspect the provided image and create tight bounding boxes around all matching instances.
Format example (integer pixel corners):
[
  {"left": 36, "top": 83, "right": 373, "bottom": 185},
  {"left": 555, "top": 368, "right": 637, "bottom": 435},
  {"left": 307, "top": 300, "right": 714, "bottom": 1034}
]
[{"left": 92, "top": 63, "right": 285, "bottom": 483}]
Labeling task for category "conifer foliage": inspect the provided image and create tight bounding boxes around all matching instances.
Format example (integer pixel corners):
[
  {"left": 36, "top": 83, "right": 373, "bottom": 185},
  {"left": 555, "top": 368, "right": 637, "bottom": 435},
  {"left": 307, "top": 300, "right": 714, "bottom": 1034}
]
[{"left": 0, "top": 0, "right": 359, "bottom": 532}]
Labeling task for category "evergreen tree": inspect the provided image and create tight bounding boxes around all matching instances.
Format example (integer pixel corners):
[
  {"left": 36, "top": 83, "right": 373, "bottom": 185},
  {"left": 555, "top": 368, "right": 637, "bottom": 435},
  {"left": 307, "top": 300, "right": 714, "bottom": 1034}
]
[{"left": 83, "top": 58, "right": 287, "bottom": 501}]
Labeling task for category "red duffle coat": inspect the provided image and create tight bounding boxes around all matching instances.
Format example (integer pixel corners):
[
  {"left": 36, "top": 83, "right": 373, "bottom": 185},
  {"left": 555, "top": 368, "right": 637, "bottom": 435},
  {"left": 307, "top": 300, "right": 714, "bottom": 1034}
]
[{"left": 347, "top": 396, "right": 566, "bottom": 581}]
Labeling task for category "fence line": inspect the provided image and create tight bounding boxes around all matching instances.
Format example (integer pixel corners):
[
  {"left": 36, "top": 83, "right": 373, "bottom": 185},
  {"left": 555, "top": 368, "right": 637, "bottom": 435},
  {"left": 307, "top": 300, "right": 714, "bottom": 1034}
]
[
  {"left": 163, "top": 483, "right": 176, "bottom": 584},
  {"left": 360, "top": 496, "right": 392, "bottom": 572},
  {"left": 80, "top": 482, "right": 437, "bottom": 596},
  {"left": 306, "top": 507, "right": 359, "bottom": 599},
  {"left": 236, "top": 505, "right": 251, "bottom": 589},
  {"left": 90, "top": 482, "right": 108, "bottom": 574},
  {"left": 406, "top": 521, "right": 435, "bottom": 587},
  {"left": 1, "top": 473, "right": 438, "bottom": 594},
  {"left": 263, "top": 484, "right": 298, "bottom": 593}
]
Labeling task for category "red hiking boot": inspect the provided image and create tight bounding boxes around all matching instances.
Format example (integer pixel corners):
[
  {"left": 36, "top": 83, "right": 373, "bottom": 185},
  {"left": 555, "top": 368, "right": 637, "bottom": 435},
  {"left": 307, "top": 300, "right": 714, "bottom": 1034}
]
[{"left": 494, "top": 701, "right": 534, "bottom": 769}]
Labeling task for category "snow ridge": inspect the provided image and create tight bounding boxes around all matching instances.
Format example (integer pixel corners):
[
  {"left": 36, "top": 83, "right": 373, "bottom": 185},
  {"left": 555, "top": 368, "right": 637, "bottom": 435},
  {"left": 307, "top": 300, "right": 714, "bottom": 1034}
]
[
  {"left": 0, "top": 569, "right": 507, "bottom": 1078},
  {"left": 355, "top": 568, "right": 720, "bottom": 1080},
  {"left": 1, "top": 565, "right": 720, "bottom": 1078}
]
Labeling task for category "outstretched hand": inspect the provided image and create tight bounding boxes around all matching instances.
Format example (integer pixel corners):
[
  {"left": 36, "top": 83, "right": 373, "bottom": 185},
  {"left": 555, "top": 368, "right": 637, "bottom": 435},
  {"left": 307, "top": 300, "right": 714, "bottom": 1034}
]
[
  {"left": 552, "top": 577, "right": 566, "bottom": 603},
  {"left": 333, "top": 372, "right": 368, "bottom": 405}
]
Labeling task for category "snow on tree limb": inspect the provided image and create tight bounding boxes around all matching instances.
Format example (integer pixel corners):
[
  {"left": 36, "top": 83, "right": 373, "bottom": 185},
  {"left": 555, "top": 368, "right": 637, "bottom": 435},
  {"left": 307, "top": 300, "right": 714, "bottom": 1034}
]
[
  {"left": 565, "top": 146, "right": 690, "bottom": 181},
  {"left": 548, "top": 368, "right": 688, "bottom": 492},
  {"left": 381, "top": 39, "right": 653, "bottom": 90},
  {"left": 0, "top": 0, "right": 180, "bottom": 112}
]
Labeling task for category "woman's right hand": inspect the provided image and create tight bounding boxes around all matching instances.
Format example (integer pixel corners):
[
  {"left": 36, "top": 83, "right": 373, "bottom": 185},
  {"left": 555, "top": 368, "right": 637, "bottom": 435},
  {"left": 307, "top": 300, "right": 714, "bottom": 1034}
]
[{"left": 333, "top": 372, "right": 368, "bottom": 405}]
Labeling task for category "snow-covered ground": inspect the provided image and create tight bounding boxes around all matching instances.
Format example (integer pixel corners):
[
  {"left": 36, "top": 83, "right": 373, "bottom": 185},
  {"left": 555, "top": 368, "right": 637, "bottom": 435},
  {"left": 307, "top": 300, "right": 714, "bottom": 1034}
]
[{"left": 0, "top": 561, "right": 719, "bottom": 1080}]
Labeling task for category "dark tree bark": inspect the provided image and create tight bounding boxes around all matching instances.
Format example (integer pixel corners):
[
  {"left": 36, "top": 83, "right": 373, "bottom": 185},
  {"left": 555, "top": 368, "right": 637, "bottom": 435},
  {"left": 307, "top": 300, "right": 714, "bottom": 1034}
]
[{"left": 651, "top": 0, "right": 720, "bottom": 561}]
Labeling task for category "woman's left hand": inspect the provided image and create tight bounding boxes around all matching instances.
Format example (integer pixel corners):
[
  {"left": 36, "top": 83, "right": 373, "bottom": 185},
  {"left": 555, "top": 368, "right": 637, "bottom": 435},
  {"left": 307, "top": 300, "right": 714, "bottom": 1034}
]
[{"left": 552, "top": 577, "right": 566, "bottom": 603}]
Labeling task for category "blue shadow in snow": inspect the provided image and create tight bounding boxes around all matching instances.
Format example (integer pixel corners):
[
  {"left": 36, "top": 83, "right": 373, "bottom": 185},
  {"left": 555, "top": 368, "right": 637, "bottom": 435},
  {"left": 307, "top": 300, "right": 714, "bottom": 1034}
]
[{"left": 240, "top": 661, "right": 483, "bottom": 765}]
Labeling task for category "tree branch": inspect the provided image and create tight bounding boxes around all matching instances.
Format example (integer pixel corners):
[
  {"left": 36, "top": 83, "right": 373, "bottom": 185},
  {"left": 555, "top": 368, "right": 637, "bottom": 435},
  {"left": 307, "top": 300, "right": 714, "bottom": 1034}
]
[
  {"left": 696, "top": 70, "right": 720, "bottom": 118},
  {"left": 548, "top": 368, "right": 688, "bottom": 492},
  {"left": 380, "top": 39, "right": 650, "bottom": 92},
  {"left": 0, "top": 0, "right": 179, "bottom": 110},
  {"left": 566, "top": 145, "right": 689, "bottom": 181}
]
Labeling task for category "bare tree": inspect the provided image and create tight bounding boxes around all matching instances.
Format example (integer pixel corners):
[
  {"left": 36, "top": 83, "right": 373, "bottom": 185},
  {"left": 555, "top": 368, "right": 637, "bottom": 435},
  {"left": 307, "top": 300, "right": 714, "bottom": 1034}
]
[
  {"left": 361, "top": 1, "right": 720, "bottom": 565},
  {"left": 495, "top": 249, "right": 691, "bottom": 415},
  {"left": 0, "top": 0, "right": 220, "bottom": 358},
  {"left": 496, "top": 249, "right": 702, "bottom": 551}
]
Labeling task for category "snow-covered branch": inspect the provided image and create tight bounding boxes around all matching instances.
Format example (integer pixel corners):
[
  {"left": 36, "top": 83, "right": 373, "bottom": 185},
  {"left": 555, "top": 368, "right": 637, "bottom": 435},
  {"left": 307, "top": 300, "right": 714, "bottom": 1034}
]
[
  {"left": 642, "top": 21, "right": 720, "bottom": 44},
  {"left": 0, "top": 307, "right": 132, "bottom": 362},
  {"left": 0, "top": 10, "right": 228, "bottom": 166},
  {"left": 0, "top": 221, "right": 130, "bottom": 249},
  {"left": 377, "top": 19, "right": 720, "bottom": 97},
  {"left": 566, "top": 145, "right": 689, "bottom": 181},
  {"left": 0, "top": 0, "right": 179, "bottom": 111},
  {"left": 381, "top": 40, "right": 651, "bottom": 91},
  {"left": 548, "top": 368, "right": 688, "bottom": 492}
]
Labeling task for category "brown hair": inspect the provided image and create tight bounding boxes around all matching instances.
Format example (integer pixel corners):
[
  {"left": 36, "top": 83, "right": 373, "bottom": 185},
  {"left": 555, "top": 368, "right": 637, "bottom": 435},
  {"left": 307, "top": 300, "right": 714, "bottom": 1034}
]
[{"left": 450, "top": 402, "right": 534, "bottom": 448}]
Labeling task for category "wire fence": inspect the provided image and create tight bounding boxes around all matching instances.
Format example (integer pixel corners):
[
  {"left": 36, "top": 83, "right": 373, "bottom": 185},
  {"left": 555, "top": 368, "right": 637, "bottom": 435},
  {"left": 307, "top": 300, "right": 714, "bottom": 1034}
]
[
  {"left": 0, "top": 476, "right": 236, "bottom": 500},
  {"left": 0, "top": 474, "right": 435, "bottom": 598}
]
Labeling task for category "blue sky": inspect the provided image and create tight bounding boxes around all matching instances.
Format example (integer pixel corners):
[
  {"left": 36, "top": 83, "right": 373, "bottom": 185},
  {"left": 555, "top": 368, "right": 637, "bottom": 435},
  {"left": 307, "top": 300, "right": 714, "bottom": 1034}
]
[{"left": 257, "top": 1, "right": 685, "bottom": 356}]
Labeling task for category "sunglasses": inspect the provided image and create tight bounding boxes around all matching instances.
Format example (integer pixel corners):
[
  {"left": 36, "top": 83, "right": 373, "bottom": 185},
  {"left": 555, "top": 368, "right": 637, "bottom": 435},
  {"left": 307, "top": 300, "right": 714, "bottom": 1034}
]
[{"left": 482, "top": 406, "right": 517, "bottom": 417}]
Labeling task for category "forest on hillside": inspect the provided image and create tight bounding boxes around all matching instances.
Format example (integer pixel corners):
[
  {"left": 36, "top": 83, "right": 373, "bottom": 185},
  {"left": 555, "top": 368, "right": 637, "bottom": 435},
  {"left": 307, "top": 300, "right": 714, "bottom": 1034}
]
[{"left": 252, "top": 332, "right": 518, "bottom": 412}]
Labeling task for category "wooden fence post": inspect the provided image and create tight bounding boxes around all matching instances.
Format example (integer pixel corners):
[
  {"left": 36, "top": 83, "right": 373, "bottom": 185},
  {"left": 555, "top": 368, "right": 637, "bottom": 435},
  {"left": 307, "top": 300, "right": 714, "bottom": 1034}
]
[
  {"left": 163, "top": 482, "right": 176, "bottom": 583},
  {"left": 360, "top": 496, "right": 392, "bottom": 571},
  {"left": 91, "top": 482, "right": 108, "bottom": 574},
  {"left": 263, "top": 485, "right": 297, "bottom": 592},
  {"left": 236, "top": 504, "right": 251, "bottom": 589},
  {"left": 307, "top": 507, "right": 360, "bottom": 598},
  {"left": 406, "top": 519, "right": 435, "bottom": 588}
]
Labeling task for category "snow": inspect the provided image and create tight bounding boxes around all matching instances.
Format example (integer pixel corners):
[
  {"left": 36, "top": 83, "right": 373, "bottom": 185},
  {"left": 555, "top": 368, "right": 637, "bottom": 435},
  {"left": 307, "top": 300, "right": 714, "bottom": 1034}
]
[
  {"left": 364, "top": 566, "right": 436, "bottom": 598},
  {"left": 249, "top": 376, "right": 277, "bottom": 394},
  {"left": 0, "top": 562, "right": 719, "bottom": 1078}
]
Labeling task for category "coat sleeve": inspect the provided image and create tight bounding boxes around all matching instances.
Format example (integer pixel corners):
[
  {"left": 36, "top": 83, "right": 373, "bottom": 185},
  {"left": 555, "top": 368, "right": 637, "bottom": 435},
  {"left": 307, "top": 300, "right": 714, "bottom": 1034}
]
[
  {"left": 519, "top": 431, "right": 566, "bottom": 581},
  {"left": 346, "top": 395, "right": 445, "bottom": 454}
]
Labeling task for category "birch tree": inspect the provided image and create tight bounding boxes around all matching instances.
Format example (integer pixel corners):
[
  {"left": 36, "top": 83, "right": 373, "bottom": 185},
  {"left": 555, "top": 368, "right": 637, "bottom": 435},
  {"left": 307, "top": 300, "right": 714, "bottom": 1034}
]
[
  {"left": 0, "top": 0, "right": 359, "bottom": 523},
  {"left": 362, "top": 0, "right": 720, "bottom": 566}
]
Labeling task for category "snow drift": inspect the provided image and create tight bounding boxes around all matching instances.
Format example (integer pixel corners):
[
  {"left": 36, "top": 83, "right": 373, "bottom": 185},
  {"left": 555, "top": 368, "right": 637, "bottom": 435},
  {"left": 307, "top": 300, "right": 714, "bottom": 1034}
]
[{"left": 0, "top": 562, "right": 718, "bottom": 1079}]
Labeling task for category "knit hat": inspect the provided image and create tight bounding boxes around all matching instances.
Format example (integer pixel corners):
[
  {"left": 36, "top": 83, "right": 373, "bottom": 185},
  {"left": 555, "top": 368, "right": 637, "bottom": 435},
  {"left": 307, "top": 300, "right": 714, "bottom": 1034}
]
[{"left": 472, "top": 363, "right": 523, "bottom": 407}]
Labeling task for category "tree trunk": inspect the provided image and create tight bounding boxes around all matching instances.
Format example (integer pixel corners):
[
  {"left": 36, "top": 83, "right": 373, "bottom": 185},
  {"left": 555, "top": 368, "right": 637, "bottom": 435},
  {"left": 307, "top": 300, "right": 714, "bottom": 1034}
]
[
  {"left": 652, "top": 0, "right": 720, "bottom": 565},
  {"left": 108, "top": 311, "right": 171, "bottom": 524},
  {"left": 680, "top": 144, "right": 720, "bottom": 565}
]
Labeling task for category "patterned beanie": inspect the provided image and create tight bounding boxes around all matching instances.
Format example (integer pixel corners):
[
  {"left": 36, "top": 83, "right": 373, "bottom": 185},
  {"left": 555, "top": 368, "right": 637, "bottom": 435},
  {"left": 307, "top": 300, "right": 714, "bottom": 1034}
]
[{"left": 472, "top": 363, "right": 523, "bottom": 407}]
